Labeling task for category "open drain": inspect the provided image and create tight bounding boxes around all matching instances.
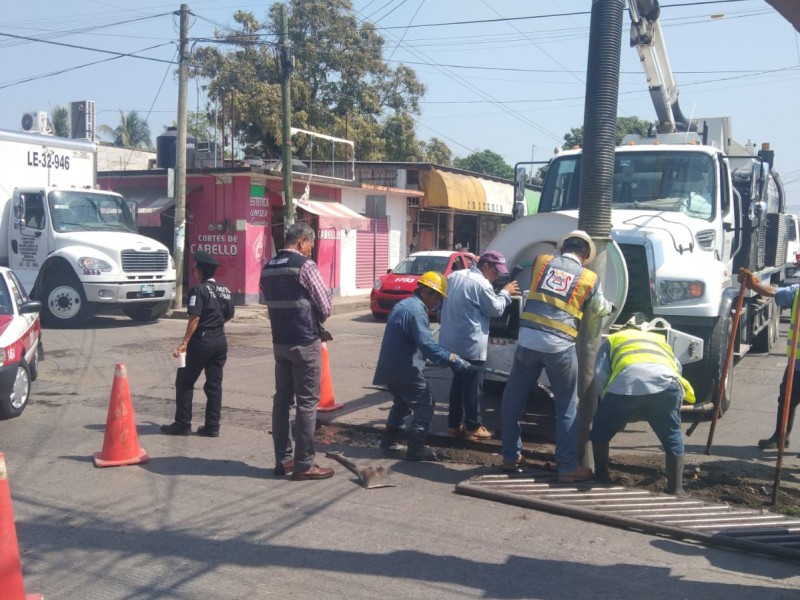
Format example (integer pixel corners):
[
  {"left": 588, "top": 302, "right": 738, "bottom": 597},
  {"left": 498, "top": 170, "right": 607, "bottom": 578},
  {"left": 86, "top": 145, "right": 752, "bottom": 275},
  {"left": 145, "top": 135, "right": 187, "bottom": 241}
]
[{"left": 456, "top": 471, "right": 800, "bottom": 562}]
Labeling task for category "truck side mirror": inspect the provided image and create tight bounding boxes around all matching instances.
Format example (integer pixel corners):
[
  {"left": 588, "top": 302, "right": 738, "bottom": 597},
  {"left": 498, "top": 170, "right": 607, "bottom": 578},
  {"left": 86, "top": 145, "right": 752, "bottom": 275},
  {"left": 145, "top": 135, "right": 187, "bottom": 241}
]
[
  {"left": 12, "top": 197, "right": 24, "bottom": 220},
  {"left": 513, "top": 166, "right": 527, "bottom": 220}
]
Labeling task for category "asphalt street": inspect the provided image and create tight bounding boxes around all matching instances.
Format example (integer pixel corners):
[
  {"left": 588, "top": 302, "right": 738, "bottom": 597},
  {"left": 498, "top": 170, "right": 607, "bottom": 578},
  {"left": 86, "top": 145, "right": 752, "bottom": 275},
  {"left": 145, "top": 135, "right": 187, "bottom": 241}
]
[{"left": 1, "top": 304, "right": 799, "bottom": 599}]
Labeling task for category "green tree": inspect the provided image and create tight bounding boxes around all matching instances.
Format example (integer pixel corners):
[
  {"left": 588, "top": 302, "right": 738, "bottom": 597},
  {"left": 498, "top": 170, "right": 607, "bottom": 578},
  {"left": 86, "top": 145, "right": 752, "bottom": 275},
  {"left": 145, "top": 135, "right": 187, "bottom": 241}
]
[
  {"left": 99, "top": 110, "right": 153, "bottom": 149},
  {"left": 189, "top": 1, "right": 426, "bottom": 160},
  {"left": 422, "top": 137, "right": 452, "bottom": 166},
  {"left": 383, "top": 112, "right": 423, "bottom": 161},
  {"left": 49, "top": 106, "right": 69, "bottom": 138},
  {"left": 168, "top": 111, "right": 214, "bottom": 142},
  {"left": 454, "top": 149, "right": 514, "bottom": 180},
  {"left": 562, "top": 116, "right": 652, "bottom": 149}
]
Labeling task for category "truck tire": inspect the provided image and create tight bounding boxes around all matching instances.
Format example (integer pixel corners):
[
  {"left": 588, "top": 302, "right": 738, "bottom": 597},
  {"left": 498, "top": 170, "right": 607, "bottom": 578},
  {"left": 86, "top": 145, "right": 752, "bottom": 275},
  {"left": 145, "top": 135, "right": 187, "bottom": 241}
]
[
  {"left": 123, "top": 302, "right": 170, "bottom": 322},
  {"left": 685, "top": 314, "right": 734, "bottom": 416},
  {"left": 753, "top": 300, "right": 779, "bottom": 353},
  {"left": 0, "top": 361, "right": 31, "bottom": 420},
  {"left": 42, "top": 272, "right": 94, "bottom": 328}
]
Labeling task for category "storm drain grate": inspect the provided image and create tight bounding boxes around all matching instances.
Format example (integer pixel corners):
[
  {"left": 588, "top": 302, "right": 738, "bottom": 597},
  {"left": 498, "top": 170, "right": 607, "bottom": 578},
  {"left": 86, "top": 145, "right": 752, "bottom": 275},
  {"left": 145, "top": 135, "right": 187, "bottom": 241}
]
[{"left": 455, "top": 472, "right": 800, "bottom": 562}]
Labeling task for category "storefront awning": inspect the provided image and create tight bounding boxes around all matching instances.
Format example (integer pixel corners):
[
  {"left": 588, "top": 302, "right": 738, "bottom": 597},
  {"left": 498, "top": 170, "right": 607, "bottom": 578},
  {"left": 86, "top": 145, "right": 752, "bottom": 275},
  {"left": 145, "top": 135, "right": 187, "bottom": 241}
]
[
  {"left": 419, "top": 169, "right": 514, "bottom": 215},
  {"left": 295, "top": 199, "right": 371, "bottom": 231}
]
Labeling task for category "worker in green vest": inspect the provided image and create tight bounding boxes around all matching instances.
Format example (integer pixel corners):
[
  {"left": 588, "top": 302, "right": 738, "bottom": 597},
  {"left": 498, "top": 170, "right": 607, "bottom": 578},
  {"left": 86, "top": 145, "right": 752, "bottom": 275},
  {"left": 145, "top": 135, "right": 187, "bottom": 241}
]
[{"left": 590, "top": 314, "right": 695, "bottom": 495}]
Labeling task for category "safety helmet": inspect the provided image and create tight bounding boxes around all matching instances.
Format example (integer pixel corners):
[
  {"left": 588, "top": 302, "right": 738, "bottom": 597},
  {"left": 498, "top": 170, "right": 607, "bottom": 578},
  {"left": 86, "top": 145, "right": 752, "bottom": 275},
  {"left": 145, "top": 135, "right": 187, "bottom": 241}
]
[
  {"left": 558, "top": 230, "right": 596, "bottom": 264},
  {"left": 418, "top": 271, "right": 447, "bottom": 298}
]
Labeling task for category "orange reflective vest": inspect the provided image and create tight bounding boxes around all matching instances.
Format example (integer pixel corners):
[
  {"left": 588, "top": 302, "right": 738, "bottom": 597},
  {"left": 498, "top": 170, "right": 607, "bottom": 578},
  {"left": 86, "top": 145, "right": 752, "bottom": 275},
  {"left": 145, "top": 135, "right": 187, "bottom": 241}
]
[{"left": 519, "top": 254, "right": 597, "bottom": 340}]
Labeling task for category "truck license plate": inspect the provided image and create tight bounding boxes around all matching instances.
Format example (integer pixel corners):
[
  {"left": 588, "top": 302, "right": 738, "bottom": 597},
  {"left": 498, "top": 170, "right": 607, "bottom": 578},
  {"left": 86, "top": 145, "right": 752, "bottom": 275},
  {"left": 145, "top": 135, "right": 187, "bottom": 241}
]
[{"left": 140, "top": 284, "right": 155, "bottom": 296}]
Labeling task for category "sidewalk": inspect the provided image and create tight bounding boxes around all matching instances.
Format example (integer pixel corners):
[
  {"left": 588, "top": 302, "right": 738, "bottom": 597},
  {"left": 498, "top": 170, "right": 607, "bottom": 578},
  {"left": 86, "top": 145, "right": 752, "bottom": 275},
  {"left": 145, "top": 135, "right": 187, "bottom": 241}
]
[{"left": 168, "top": 293, "right": 371, "bottom": 320}]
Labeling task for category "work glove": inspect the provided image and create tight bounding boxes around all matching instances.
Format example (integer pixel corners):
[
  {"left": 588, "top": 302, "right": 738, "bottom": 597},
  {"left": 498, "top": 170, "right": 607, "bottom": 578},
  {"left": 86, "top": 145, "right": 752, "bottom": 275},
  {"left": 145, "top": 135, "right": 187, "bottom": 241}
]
[
  {"left": 737, "top": 268, "right": 758, "bottom": 290},
  {"left": 449, "top": 354, "right": 472, "bottom": 373}
]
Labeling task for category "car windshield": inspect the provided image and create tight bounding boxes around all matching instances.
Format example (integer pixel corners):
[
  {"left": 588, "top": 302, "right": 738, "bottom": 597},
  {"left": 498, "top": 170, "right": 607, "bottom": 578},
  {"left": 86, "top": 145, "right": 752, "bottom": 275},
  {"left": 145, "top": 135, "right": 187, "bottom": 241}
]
[
  {"left": 48, "top": 190, "right": 136, "bottom": 233},
  {"left": 541, "top": 151, "right": 716, "bottom": 221},
  {"left": 0, "top": 278, "right": 13, "bottom": 316},
  {"left": 393, "top": 255, "right": 450, "bottom": 275}
]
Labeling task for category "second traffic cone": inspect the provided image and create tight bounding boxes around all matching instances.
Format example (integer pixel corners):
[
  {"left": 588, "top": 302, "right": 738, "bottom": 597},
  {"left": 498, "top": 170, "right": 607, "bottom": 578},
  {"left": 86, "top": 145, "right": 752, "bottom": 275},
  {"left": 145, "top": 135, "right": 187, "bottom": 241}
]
[
  {"left": 0, "top": 452, "right": 44, "bottom": 600},
  {"left": 93, "top": 364, "right": 148, "bottom": 468},
  {"left": 317, "top": 342, "right": 343, "bottom": 412}
]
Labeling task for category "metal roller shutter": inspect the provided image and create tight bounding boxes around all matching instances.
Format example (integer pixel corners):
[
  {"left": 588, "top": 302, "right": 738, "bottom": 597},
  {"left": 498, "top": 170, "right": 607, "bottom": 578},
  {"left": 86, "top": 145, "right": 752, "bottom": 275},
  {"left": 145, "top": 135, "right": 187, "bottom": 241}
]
[{"left": 356, "top": 218, "right": 389, "bottom": 289}]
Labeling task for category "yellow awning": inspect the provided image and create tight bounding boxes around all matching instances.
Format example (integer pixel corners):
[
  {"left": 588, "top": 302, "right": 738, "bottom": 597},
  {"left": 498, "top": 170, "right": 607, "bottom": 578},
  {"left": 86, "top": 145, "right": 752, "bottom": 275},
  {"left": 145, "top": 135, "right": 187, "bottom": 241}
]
[{"left": 419, "top": 169, "right": 513, "bottom": 215}]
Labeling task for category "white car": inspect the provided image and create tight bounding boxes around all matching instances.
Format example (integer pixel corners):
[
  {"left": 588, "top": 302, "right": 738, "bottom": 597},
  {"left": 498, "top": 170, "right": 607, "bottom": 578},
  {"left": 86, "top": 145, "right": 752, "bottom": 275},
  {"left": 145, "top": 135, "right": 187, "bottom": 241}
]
[{"left": 0, "top": 267, "right": 42, "bottom": 420}]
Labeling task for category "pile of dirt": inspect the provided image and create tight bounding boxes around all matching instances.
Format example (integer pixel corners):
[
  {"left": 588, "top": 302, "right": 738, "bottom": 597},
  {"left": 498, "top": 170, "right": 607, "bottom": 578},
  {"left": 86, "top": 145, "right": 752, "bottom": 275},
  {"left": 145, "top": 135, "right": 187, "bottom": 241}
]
[{"left": 320, "top": 424, "right": 800, "bottom": 516}]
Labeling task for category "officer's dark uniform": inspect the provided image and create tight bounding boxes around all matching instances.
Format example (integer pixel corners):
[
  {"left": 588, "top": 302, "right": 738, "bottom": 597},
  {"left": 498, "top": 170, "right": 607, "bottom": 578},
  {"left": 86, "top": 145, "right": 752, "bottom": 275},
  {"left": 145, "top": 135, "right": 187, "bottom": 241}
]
[{"left": 168, "top": 252, "right": 234, "bottom": 436}]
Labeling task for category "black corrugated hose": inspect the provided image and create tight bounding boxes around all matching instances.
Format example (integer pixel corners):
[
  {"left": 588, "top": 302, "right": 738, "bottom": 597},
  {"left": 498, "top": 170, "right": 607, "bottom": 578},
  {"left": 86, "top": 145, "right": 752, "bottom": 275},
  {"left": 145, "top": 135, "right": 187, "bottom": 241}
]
[{"left": 577, "top": 0, "right": 625, "bottom": 238}]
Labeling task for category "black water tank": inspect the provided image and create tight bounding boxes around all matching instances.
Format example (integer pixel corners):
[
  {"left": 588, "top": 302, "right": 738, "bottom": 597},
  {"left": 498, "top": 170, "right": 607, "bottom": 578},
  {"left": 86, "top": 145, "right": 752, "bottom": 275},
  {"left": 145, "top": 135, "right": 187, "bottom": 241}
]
[{"left": 156, "top": 127, "right": 196, "bottom": 169}]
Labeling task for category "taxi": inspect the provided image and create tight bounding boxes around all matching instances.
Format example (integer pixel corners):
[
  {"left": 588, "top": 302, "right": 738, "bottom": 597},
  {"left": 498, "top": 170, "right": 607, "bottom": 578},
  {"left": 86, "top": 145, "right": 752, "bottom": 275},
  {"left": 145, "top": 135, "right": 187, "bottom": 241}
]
[
  {"left": 370, "top": 250, "right": 477, "bottom": 319},
  {"left": 0, "top": 267, "right": 43, "bottom": 420}
]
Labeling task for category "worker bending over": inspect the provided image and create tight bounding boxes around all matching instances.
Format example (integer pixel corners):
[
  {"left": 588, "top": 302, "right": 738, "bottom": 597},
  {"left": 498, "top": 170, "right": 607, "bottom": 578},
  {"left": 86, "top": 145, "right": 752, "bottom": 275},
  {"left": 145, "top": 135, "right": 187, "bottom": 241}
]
[{"left": 590, "top": 315, "right": 695, "bottom": 495}]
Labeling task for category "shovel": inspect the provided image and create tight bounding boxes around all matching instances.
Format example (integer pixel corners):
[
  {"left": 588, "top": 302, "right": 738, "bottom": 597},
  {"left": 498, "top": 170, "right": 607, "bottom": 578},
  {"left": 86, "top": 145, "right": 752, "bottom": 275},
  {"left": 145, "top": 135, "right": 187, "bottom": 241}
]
[{"left": 325, "top": 451, "right": 395, "bottom": 489}]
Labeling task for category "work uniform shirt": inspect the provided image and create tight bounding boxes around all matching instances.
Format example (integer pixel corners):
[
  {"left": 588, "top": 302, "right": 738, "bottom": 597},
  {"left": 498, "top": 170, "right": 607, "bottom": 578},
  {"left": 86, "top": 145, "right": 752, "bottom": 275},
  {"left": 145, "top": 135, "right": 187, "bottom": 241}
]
[
  {"left": 594, "top": 337, "right": 685, "bottom": 400},
  {"left": 776, "top": 283, "right": 800, "bottom": 370},
  {"left": 439, "top": 266, "right": 511, "bottom": 361},
  {"left": 373, "top": 293, "right": 453, "bottom": 386},
  {"left": 518, "top": 252, "right": 613, "bottom": 353},
  {"left": 188, "top": 278, "right": 234, "bottom": 337}
]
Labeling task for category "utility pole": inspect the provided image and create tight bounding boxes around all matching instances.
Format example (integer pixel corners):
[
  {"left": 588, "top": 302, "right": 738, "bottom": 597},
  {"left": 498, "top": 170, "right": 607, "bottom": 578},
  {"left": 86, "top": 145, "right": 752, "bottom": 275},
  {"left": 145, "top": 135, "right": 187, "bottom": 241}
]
[
  {"left": 174, "top": 3, "right": 189, "bottom": 310},
  {"left": 279, "top": 3, "right": 294, "bottom": 227}
]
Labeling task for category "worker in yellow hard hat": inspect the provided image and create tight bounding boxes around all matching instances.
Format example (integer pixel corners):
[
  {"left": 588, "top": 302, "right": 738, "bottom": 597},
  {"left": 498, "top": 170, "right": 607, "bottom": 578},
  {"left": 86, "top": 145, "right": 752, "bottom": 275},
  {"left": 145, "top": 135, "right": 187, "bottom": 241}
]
[{"left": 373, "top": 271, "right": 471, "bottom": 461}]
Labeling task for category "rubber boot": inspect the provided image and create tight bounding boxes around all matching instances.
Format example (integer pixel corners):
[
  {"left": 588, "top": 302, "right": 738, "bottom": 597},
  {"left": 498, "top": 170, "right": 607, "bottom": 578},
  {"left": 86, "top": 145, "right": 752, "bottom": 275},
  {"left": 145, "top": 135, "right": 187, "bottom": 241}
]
[
  {"left": 758, "top": 405, "right": 795, "bottom": 449},
  {"left": 406, "top": 437, "right": 439, "bottom": 462},
  {"left": 593, "top": 442, "right": 611, "bottom": 483},
  {"left": 665, "top": 454, "right": 685, "bottom": 495},
  {"left": 380, "top": 426, "right": 405, "bottom": 455}
]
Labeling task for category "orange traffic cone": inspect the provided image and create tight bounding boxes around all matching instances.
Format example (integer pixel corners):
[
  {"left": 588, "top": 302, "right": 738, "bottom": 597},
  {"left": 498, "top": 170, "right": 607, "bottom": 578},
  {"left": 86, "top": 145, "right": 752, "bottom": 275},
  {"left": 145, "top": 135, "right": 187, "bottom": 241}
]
[
  {"left": 317, "top": 342, "right": 343, "bottom": 412},
  {"left": 0, "top": 452, "right": 44, "bottom": 600},
  {"left": 93, "top": 364, "right": 148, "bottom": 468}
]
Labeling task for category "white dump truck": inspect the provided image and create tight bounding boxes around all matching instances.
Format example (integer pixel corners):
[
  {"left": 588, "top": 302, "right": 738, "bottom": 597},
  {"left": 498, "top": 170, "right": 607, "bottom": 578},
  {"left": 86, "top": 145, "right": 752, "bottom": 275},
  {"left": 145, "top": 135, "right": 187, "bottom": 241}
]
[{"left": 0, "top": 128, "right": 176, "bottom": 327}]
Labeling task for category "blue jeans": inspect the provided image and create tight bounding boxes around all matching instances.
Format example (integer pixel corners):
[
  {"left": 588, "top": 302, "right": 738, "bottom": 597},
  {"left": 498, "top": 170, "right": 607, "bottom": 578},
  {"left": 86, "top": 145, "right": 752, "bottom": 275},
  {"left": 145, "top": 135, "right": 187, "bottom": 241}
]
[
  {"left": 385, "top": 368, "right": 435, "bottom": 442},
  {"left": 590, "top": 385, "right": 684, "bottom": 456},
  {"left": 448, "top": 359, "right": 485, "bottom": 430},
  {"left": 501, "top": 344, "right": 579, "bottom": 474}
]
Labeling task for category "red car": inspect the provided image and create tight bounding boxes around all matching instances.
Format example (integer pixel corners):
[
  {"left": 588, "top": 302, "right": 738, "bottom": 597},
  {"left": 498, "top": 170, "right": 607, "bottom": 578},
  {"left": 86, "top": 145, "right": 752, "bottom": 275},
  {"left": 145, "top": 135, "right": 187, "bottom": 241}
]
[{"left": 370, "top": 251, "right": 478, "bottom": 320}]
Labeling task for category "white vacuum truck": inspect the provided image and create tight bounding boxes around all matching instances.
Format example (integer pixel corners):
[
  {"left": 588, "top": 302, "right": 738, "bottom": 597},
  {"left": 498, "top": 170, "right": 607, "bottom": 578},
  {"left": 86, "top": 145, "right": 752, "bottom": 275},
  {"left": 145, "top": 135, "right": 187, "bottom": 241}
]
[{"left": 0, "top": 128, "right": 176, "bottom": 327}]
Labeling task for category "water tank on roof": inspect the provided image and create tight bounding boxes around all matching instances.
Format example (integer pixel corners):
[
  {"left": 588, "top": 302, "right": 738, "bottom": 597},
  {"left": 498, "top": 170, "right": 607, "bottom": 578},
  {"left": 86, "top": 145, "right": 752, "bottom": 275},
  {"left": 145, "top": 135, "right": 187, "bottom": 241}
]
[{"left": 156, "top": 127, "right": 196, "bottom": 169}]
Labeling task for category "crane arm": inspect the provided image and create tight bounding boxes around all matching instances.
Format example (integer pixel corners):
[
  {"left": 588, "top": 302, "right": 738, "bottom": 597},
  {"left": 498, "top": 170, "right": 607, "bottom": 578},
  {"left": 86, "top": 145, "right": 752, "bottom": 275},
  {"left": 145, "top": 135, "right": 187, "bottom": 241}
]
[{"left": 629, "top": 0, "right": 691, "bottom": 133}]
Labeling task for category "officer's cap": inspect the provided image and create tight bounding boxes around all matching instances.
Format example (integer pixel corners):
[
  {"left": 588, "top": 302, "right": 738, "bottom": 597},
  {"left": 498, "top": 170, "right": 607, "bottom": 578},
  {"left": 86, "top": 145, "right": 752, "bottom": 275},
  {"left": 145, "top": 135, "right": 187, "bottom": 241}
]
[{"left": 194, "top": 251, "right": 221, "bottom": 267}]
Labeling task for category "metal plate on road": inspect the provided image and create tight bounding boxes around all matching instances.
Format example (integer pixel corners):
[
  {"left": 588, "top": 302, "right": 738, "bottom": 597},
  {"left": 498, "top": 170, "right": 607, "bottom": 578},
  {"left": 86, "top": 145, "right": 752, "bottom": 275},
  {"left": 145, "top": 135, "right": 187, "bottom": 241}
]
[{"left": 456, "top": 471, "right": 800, "bottom": 562}]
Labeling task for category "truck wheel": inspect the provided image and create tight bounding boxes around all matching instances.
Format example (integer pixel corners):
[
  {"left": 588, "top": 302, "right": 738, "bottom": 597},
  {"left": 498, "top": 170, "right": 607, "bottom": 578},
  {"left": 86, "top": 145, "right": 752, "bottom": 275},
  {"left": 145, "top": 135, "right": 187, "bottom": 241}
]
[
  {"left": 42, "top": 273, "right": 94, "bottom": 328},
  {"left": 753, "top": 301, "right": 779, "bottom": 353},
  {"left": 683, "top": 314, "right": 733, "bottom": 416},
  {"left": 0, "top": 361, "right": 31, "bottom": 420},
  {"left": 123, "top": 302, "right": 170, "bottom": 322}
]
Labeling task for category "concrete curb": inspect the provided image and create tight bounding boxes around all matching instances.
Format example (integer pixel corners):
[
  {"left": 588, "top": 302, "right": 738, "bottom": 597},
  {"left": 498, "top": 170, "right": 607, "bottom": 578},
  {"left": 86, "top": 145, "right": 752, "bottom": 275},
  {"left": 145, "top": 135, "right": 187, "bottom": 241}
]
[{"left": 166, "top": 298, "right": 371, "bottom": 321}]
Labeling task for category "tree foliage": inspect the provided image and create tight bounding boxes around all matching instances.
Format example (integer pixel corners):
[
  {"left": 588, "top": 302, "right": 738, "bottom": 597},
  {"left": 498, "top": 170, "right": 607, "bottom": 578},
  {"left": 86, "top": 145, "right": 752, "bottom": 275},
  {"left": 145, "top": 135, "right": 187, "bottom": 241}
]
[
  {"left": 99, "top": 110, "right": 153, "bottom": 149},
  {"left": 562, "top": 116, "right": 652, "bottom": 149},
  {"left": 454, "top": 149, "right": 514, "bottom": 180},
  {"left": 168, "top": 111, "right": 214, "bottom": 143},
  {"left": 422, "top": 137, "right": 452, "bottom": 166},
  {"left": 189, "top": 0, "right": 437, "bottom": 162},
  {"left": 49, "top": 106, "right": 69, "bottom": 138}
]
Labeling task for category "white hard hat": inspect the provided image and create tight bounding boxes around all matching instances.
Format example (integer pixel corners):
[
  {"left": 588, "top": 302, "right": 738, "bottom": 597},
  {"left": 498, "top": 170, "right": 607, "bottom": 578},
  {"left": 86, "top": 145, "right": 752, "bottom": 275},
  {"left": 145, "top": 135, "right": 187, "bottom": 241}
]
[{"left": 558, "top": 230, "right": 596, "bottom": 264}]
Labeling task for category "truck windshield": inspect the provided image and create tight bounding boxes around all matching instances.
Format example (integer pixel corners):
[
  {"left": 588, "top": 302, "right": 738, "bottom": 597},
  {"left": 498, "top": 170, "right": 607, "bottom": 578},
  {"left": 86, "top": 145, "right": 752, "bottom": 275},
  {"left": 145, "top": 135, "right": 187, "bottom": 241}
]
[
  {"left": 540, "top": 151, "right": 716, "bottom": 221},
  {"left": 48, "top": 190, "right": 136, "bottom": 233}
]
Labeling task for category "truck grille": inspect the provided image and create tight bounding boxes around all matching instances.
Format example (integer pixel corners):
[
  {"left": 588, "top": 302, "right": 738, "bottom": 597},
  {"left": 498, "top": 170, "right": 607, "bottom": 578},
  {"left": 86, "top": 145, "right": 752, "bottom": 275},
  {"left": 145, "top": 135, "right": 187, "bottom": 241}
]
[
  {"left": 121, "top": 250, "right": 169, "bottom": 273},
  {"left": 618, "top": 243, "right": 653, "bottom": 320}
]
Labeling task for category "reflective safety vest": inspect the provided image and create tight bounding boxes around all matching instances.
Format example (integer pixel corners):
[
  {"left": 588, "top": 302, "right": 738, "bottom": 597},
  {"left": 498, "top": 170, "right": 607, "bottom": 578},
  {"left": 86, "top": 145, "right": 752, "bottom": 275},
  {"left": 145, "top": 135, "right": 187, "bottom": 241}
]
[
  {"left": 788, "top": 292, "right": 800, "bottom": 358},
  {"left": 606, "top": 328, "right": 696, "bottom": 403},
  {"left": 519, "top": 254, "right": 597, "bottom": 341}
]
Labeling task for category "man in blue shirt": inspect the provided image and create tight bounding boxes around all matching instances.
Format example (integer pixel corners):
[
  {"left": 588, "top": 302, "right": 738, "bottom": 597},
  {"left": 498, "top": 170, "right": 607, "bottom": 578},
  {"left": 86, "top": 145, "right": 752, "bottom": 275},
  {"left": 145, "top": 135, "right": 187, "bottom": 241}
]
[
  {"left": 740, "top": 268, "right": 799, "bottom": 450},
  {"left": 440, "top": 250, "right": 519, "bottom": 441},
  {"left": 374, "top": 271, "right": 470, "bottom": 461}
]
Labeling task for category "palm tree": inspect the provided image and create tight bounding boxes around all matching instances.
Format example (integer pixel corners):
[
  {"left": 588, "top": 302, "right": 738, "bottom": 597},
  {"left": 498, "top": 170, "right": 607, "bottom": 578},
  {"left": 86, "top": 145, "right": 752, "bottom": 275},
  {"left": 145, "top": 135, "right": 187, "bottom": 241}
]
[
  {"left": 49, "top": 106, "right": 69, "bottom": 138},
  {"left": 99, "top": 110, "right": 154, "bottom": 149}
]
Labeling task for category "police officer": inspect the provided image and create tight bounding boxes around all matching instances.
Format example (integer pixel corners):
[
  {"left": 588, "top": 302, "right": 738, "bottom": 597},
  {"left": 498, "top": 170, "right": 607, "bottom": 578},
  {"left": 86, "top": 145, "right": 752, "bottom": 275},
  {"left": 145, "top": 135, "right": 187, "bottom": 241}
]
[
  {"left": 590, "top": 315, "right": 695, "bottom": 495},
  {"left": 161, "top": 251, "right": 235, "bottom": 437}
]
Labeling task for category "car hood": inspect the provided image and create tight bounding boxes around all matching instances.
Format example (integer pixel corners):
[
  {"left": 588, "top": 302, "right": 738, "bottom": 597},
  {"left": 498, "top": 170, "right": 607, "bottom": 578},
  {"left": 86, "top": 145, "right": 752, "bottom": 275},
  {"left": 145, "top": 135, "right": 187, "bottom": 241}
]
[{"left": 380, "top": 273, "right": 421, "bottom": 292}]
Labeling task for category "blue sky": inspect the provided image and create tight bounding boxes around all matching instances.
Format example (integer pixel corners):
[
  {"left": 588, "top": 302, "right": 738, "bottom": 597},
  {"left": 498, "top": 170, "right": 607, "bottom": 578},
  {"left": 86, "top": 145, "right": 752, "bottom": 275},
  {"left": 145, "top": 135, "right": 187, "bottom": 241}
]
[{"left": 2, "top": 1, "right": 799, "bottom": 205}]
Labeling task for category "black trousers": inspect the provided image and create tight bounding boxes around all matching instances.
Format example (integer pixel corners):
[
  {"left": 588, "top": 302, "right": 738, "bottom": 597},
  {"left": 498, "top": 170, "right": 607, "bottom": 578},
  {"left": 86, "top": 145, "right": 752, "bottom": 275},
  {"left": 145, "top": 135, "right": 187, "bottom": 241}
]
[{"left": 175, "top": 330, "right": 227, "bottom": 429}]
